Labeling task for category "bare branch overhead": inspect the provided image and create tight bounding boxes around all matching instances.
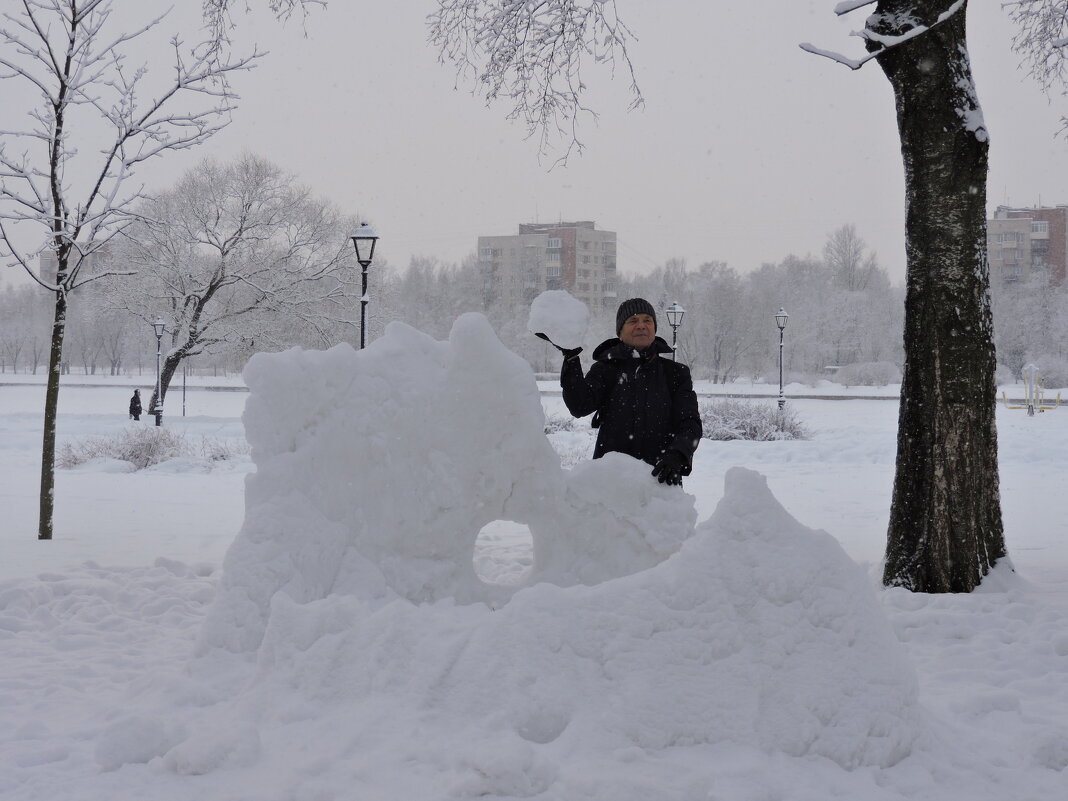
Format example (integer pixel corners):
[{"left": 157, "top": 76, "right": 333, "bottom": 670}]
[{"left": 428, "top": 0, "right": 642, "bottom": 163}]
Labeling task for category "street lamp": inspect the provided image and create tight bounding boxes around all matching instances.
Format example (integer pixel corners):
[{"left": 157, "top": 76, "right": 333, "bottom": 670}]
[
  {"left": 775, "top": 307, "right": 789, "bottom": 411},
  {"left": 350, "top": 222, "right": 379, "bottom": 349},
  {"left": 152, "top": 316, "right": 166, "bottom": 427},
  {"left": 665, "top": 302, "right": 685, "bottom": 362}
]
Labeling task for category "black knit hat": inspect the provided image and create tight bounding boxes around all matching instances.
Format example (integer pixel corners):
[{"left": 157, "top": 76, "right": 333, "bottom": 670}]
[{"left": 616, "top": 298, "right": 657, "bottom": 336}]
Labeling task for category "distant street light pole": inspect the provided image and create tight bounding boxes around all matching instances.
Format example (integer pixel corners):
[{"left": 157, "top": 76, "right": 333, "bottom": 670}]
[
  {"left": 152, "top": 316, "right": 166, "bottom": 427},
  {"left": 350, "top": 223, "right": 380, "bottom": 349},
  {"left": 775, "top": 307, "right": 789, "bottom": 411},
  {"left": 665, "top": 302, "right": 686, "bottom": 362}
]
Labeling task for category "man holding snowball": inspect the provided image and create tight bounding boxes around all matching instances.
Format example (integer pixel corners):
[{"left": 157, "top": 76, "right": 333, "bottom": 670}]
[{"left": 558, "top": 298, "right": 702, "bottom": 486}]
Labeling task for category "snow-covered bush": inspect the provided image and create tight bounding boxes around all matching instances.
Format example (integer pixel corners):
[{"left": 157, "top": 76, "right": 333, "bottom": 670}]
[
  {"left": 197, "top": 436, "right": 250, "bottom": 463},
  {"left": 58, "top": 427, "right": 247, "bottom": 470},
  {"left": 543, "top": 410, "right": 575, "bottom": 434},
  {"left": 699, "top": 398, "right": 808, "bottom": 441},
  {"left": 834, "top": 361, "right": 902, "bottom": 387}
]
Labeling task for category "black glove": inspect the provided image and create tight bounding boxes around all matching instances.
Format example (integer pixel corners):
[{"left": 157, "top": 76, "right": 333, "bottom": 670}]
[
  {"left": 534, "top": 332, "right": 581, "bottom": 360},
  {"left": 651, "top": 450, "right": 686, "bottom": 486}
]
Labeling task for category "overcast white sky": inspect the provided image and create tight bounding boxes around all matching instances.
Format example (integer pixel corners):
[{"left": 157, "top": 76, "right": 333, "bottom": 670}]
[{"left": 4, "top": 1, "right": 1068, "bottom": 287}]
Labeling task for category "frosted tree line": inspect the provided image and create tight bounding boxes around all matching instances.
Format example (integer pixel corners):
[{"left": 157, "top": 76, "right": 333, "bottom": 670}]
[{"left": 5, "top": 192, "right": 1067, "bottom": 389}]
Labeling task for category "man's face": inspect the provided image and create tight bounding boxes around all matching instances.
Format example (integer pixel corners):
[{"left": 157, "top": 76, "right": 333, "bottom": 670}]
[{"left": 619, "top": 313, "right": 656, "bottom": 349}]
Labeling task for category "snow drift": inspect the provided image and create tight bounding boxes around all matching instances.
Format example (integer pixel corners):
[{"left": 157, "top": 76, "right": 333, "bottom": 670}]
[{"left": 179, "top": 312, "right": 919, "bottom": 792}]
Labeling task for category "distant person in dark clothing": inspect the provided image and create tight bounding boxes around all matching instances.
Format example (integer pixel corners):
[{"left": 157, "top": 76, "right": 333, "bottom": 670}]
[
  {"left": 129, "top": 389, "right": 142, "bottom": 421},
  {"left": 559, "top": 298, "right": 702, "bottom": 486}
]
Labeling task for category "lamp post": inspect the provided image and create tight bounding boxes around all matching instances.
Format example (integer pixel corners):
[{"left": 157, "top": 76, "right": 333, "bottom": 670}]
[
  {"left": 775, "top": 307, "right": 789, "bottom": 411},
  {"left": 152, "top": 316, "right": 166, "bottom": 426},
  {"left": 350, "top": 223, "right": 379, "bottom": 349},
  {"left": 665, "top": 302, "right": 685, "bottom": 362}
]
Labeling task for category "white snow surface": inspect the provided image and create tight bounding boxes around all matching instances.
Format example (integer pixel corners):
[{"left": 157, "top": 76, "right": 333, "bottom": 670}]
[
  {"left": 1, "top": 316, "right": 1068, "bottom": 800},
  {"left": 527, "top": 289, "right": 589, "bottom": 349}
]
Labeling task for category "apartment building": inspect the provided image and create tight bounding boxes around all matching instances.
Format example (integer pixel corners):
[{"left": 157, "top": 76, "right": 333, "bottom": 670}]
[
  {"left": 988, "top": 205, "right": 1068, "bottom": 286},
  {"left": 477, "top": 221, "right": 618, "bottom": 310}
]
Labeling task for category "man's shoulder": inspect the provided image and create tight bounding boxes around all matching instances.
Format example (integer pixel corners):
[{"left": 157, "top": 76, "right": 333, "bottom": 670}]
[
  {"left": 658, "top": 355, "right": 690, "bottom": 373},
  {"left": 659, "top": 358, "right": 694, "bottom": 391}
]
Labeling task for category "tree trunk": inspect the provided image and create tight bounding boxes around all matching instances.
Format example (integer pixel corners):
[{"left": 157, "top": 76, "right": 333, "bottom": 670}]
[
  {"left": 39, "top": 290, "right": 66, "bottom": 540},
  {"left": 149, "top": 349, "right": 184, "bottom": 417},
  {"left": 873, "top": 0, "right": 1006, "bottom": 591}
]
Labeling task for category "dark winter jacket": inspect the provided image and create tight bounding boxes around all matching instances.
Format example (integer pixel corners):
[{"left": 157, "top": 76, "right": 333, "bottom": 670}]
[
  {"left": 560, "top": 336, "right": 702, "bottom": 473},
  {"left": 129, "top": 392, "right": 142, "bottom": 416}
]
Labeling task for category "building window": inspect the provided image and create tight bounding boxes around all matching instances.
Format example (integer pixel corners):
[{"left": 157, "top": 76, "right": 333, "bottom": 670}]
[
  {"left": 582, "top": 256, "right": 590, "bottom": 264},
  {"left": 547, "top": 264, "right": 561, "bottom": 277},
  {"left": 1032, "top": 221, "right": 1049, "bottom": 234},
  {"left": 547, "top": 251, "right": 560, "bottom": 263},
  {"left": 548, "top": 237, "right": 561, "bottom": 248}
]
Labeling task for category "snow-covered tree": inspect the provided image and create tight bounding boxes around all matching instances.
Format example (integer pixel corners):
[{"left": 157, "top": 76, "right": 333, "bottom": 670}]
[
  {"left": 824, "top": 223, "right": 884, "bottom": 292},
  {"left": 803, "top": 1, "right": 1009, "bottom": 592},
  {"left": 429, "top": 0, "right": 641, "bottom": 159},
  {"left": 104, "top": 154, "right": 358, "bottom": 413},
  {"left": 0, "top": 0, "right": 263, "bottom": 540}
]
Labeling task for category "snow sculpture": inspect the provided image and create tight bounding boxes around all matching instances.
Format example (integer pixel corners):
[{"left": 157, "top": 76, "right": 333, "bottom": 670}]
[
  {"left": 191, "top": 310, "right": 920, "bottom": 778},
  {"left": 199, "top": 313, "right": 695, "bottom": 653}
]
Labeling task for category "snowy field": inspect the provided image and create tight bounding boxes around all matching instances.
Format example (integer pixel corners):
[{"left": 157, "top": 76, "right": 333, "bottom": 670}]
[{"left": 2, "top": 341, "right": 1068, "bottom": 800}]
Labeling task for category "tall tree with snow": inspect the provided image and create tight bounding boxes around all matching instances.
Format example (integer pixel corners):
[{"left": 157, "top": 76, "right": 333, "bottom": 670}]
[
  {"left": 0, "top": 0, "right": 262, "bottom": 540},
  {"left": 105, "top": 154, "right": 357, "bottom": 412},
  {"left": 804, "top": 0, "right": 1006, "bottom": 592}
]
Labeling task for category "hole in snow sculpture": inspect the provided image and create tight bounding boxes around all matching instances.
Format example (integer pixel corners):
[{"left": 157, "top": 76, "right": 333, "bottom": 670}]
[{"left": 474, "top": 520, "right": 534, "bottom": 586}]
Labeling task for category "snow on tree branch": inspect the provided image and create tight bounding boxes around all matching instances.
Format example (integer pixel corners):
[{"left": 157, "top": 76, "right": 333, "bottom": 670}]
[
  {"left": 201, "top": 0, "right": 325, "bottom": 64},
  {"left": 104, "top": 154, "right": 358, "bottom": 365},
  {"left": 834, "top": 0, "right": 879, "bottom": 14},
  {"left": 0, "top": 0, "right": 262, "bottom": 293},
  {"left": 800, "top": 0, "right": 965, "bottom": 71},
  {"left": 1006, "top": 0, "right": 1068, "bottom": 131},
  {"left": 428, "top": 0, "right": 642, "bottom": 163}
]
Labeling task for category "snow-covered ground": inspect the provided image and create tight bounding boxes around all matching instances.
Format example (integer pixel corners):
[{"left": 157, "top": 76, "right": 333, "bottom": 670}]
[{"left": 2, "top": 329, "right": 1067, "bottom": 800}]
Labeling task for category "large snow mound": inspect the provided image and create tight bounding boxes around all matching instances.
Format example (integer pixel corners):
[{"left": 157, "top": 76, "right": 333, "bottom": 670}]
[{"left": 187, "top": 312, "right": 919, "bottom": 790}]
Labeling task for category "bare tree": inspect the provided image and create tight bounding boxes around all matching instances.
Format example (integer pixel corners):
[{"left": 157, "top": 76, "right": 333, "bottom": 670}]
[
  {"left": 1006, "top": 0, "right": 1068, "bottom": 133},
  {"left": 429, "top": 0, "right": 642, "bottom": 160},
  {"left": 105, "top": 153, "right": 357, "bottom": 413},
  {"left": 0, "top": 1, "right": 260, "bottom": 540},
  {"left": 823, "top": 223, "right": 883, "bottom": 292}
]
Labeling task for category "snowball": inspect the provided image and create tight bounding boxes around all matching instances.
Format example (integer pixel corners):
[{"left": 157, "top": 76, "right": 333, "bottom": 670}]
[{"left": 527, "top": 290, "right": 589, "bottom": 349}]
